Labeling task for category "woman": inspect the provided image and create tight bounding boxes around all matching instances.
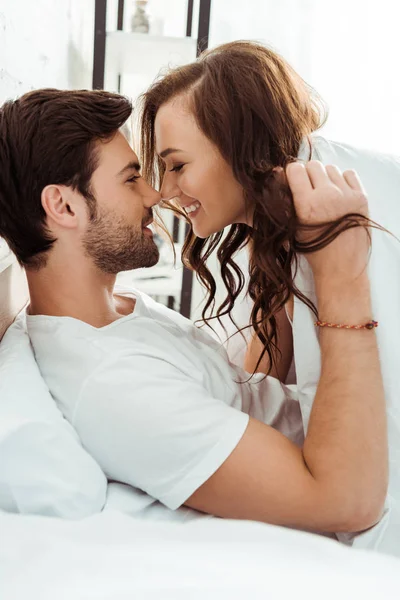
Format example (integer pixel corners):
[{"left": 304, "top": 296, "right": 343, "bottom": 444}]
[{"left": 140, "top": 41, "right": 400, "bottom": 553}]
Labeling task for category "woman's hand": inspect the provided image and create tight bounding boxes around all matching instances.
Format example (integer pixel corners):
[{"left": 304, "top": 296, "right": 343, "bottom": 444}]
[{"left": 286, "top": 161, "right": 369, "bottom": 282}]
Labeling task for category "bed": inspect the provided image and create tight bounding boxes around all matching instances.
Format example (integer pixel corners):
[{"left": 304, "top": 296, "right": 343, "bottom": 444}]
[{"left": 2, "top": 248, "right": 400, "bottom": 599}]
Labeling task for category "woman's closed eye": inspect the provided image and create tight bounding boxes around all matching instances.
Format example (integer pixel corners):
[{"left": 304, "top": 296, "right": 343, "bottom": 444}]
[{"left": 169, "top": 164, "right": 185, "bottom": 173}]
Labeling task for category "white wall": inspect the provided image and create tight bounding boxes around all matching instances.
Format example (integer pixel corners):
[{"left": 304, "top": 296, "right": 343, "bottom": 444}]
[
  {"left": 0, "top": 0, "right": 95, "bottom": 270},
  {"left": 0, "top": 0, "right": 94, "bottom": 103},
  {"left": 208, "top": 0, "right": 400, "bottom": 156}
]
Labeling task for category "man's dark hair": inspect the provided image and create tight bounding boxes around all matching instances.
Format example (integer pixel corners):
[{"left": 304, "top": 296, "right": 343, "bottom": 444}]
[{"left": 0, "top": 88, "right": 132, "bottom": 268}]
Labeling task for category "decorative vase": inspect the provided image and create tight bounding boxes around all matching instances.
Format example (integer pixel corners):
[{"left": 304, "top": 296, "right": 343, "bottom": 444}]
[{"left": 131, "top": 0, "right": 150, "bottom": 34}]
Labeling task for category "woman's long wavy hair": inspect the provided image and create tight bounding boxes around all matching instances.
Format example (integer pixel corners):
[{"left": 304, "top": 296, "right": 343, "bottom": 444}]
[{"left": 140, "top": 41, "right": 369, "bottom": 375}]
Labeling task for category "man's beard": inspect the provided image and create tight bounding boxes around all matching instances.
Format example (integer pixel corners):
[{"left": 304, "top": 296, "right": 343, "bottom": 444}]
[{"left": 83, "top": 206, "right": 159, "bottom": 275}]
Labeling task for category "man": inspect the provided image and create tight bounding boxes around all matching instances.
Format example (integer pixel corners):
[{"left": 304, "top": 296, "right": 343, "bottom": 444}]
[{"left": 0, "top": 89, "right": 387, "bottom": 536}]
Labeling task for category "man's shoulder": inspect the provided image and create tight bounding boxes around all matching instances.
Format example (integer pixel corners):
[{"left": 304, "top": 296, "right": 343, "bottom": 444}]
[
  {"left": 27, "top": 287, "right": 222, "bottom": 385},
  {"left": 116, "top": 285, "right": 193, "bottom": 328}
]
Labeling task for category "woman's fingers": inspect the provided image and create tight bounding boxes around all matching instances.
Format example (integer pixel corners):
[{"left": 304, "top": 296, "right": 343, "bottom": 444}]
[
  {"left": 289, "top": 162, "right": 363, "bottom": 193},
  {"left": 285, "top": 162, "right": 313, "bottom": 200},
  {"left": 343, "top": 168, "right": 364, "bottom": 192},
  {"left": 286, "top": 161, "right": 368, "bottom": 225},
  {"left": 305, "top": 160, "right": 330, "bottom": 188},
  {"left": 325, "top": 164, "right": 347, "bottom": 191},
  {"left": 286, "top": 160, "right": 331, "bottom": 194}
]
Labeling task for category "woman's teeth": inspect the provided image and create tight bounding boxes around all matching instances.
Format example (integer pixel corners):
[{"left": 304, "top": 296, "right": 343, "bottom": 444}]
[{"left": 184, "top": 201, "right": 200, "bottom": 214}]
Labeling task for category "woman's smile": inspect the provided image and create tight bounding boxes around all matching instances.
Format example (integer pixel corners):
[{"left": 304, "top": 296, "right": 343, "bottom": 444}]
[{"left": 182, "top": 200, "right": 201, "bottom": 218}]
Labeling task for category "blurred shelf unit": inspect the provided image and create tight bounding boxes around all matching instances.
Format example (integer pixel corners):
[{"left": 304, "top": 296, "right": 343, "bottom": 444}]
[{"left": 105, "top": 32, "right": 197, "bottom": 78}]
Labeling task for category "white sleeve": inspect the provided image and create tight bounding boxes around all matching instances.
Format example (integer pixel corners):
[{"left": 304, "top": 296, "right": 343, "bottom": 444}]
[{"left": 72, "top": 353, "right": 249, "bottom": 510}]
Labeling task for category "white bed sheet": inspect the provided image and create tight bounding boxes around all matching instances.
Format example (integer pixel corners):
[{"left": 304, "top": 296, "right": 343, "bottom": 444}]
[
  {"left": 2, "top": 483, "right": 400, "bottom": 600},
  {"left": 104, "top": 480, "right": 212, "bottom": 522}
]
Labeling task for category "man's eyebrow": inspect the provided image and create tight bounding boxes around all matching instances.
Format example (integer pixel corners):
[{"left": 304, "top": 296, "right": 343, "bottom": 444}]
[
  {"left": 117, "top": 160, "right": 141, "bottom": 177},
  {"left": 159, "top": 147, "right": 183, "bottom": 159}
]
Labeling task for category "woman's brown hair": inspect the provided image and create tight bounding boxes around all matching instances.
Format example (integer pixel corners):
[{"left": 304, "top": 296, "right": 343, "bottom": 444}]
[{"left": 140, "top": 41, "right": 367, "bottom": 375}]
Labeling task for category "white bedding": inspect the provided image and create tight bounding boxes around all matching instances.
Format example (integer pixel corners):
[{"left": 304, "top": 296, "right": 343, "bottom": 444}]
[{"left": 2, "top": 483, "right": 400, "bottom": 599}]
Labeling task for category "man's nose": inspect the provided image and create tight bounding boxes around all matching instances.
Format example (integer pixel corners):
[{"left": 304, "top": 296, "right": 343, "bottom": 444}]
[{"left": 143, "top": 180, "right": 162, "bottom": 208}]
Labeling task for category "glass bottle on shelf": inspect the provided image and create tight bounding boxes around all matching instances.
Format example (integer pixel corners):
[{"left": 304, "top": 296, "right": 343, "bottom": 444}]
[{"left": 130, "top": 0, "right": 150, "bottom": 34}]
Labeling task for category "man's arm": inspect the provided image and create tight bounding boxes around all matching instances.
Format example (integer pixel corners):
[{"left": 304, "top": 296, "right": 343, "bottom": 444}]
[
  {"left": 186, "top": 162, "right": 388, "bottom": 533},
  {"left": 187, "top": 274, "right": 385, "bottom": 532}
]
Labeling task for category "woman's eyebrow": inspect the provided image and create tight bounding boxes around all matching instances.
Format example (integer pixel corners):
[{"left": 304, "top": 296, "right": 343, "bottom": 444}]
[{"left": 159, "top": 147, "right": 183, "bottom": 159}]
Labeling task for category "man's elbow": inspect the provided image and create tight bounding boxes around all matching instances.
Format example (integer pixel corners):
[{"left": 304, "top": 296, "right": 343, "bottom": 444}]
[{"left": 333, "top": 492, "right": 387, "bottom": 533}]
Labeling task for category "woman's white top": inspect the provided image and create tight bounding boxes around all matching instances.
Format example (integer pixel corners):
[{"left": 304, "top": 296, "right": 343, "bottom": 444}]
[{"left": 221, "top": 135, "right": 400, "bottom": 554}]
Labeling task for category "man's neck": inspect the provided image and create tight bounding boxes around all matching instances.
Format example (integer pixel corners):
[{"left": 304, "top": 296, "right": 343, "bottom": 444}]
[{"left": 26, "top": 261, "right": 131, "bottom": 327}]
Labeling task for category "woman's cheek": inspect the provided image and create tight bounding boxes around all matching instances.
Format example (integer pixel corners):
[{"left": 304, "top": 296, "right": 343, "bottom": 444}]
[{"left": 180, "top": 173, "right": 197, "bottom": 199}]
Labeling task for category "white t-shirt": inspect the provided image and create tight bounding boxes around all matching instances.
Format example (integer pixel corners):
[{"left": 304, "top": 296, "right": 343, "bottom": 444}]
[{"left": 27, "top": 288, "right": 303, "bottom": 510}]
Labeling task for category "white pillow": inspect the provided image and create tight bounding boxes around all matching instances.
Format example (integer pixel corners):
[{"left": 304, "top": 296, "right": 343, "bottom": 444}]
[{"left": 0, "top": 312, "right": 107, "bottom": 517}]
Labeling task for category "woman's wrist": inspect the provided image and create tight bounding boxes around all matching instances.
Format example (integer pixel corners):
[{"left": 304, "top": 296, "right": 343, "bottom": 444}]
[
  {"left": 315, "top": 273, "right": 372, "bottom": 325},
  {"left": 306, "top": 228, "right": 370, "bottom": 284},
  {"left": 314, "top": 269, "right": 370, "bottom": 294}
]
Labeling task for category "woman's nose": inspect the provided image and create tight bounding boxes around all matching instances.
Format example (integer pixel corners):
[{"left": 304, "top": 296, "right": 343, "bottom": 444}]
[{"left": 160, "top": 171, "right": 180, "bottom": 201}]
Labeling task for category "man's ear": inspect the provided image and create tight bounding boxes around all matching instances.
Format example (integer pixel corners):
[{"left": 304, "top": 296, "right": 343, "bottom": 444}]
[{"left": 41, "top": 185, "right": 79, "bottom": 229}]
